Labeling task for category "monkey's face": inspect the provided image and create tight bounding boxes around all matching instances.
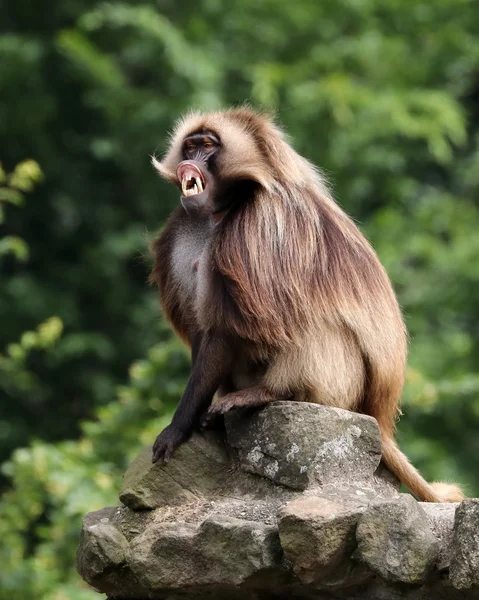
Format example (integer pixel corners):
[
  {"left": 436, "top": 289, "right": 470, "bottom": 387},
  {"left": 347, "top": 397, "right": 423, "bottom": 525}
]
[
  {"left": 155, "top": 109, "right": 300, "bottom": 218},
  {"left": 175, "top": 130, "right": 221, "bottom": 217}
]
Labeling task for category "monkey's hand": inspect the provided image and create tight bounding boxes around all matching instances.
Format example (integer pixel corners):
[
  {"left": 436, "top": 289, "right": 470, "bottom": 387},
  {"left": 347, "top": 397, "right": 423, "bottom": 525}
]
[{"left": 152, "top": 424, "right": 188, "bottom": 464}]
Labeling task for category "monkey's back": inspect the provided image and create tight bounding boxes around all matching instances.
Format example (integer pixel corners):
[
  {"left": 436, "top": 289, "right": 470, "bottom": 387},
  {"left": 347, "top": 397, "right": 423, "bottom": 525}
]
[
  {"left": 149, "top": 106, "right": 461, "bottom": 503},
  {"left": 152, "top": 196, "right": 407, "bottom": 434}
]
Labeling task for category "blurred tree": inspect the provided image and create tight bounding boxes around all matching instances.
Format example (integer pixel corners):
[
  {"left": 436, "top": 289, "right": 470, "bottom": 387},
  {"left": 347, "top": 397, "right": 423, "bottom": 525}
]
[
  {"left": 0, "top": 161, "right": 63, "bottom": 473},
  {"left": 0, "top": 0, "right": 479, "bottom": 597},
  {"left": 0, "top": 332, "right": 188, "bottom": 600}
]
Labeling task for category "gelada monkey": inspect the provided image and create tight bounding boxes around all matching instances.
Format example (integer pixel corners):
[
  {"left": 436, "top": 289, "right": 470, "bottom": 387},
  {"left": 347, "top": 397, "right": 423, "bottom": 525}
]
[{"left": 150, "top": 107, "right": 463, "bottom": 503}]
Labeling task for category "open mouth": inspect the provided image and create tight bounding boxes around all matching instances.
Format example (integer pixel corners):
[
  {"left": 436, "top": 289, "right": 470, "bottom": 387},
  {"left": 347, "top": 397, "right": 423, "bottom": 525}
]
[{"left": 177, "top": 164, "right": 206, "bottom": 197}]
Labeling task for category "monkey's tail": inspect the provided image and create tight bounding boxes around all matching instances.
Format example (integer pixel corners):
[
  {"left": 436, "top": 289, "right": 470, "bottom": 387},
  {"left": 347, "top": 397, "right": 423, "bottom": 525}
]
[{"left": 381, "top": 435, "right": 464, "bottom": 503}]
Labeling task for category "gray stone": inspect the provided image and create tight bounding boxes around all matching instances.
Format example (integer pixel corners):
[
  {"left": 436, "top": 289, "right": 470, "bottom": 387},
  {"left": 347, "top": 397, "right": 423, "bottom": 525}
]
[
  {"left": 76, "top": 507, "right": 129, "bottom": 581},
  {"left": 120, "top": 430, "right": 230, "bottom": 509},
  {"left": 225, "top": 401, "right": 382, "bottom": 490},
  {"left": 127, "top": 515, "right": 282, "bottom": 589},
  {"left": 127, "top": 522, "right": 200, "bottom": 589},
  {"left": 278, "top": 496, "right": 367, "bottom": 585},
  {"left": 77, "top": 402, "right": 479, "bottom": 600},
  {"left": 450, "top": 499, "right": 479, "bottom": 589},
  {"left": 199, "top": 515, "right": 283, "bottom": 584},
  {"left": 76, "top": 507, "right": 150, "bottom": 598},
  {"left": 421, "top": 502, "right": 457, "bottom": 571},
  {"left": 355, "top": 494, "right": 439, "bottom": 584}
]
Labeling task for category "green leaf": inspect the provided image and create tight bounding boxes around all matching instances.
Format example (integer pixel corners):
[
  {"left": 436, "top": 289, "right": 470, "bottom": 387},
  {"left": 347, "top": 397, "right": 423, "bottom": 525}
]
[{"left": 0, "top": 236, "right": 29, "bottom": 261}]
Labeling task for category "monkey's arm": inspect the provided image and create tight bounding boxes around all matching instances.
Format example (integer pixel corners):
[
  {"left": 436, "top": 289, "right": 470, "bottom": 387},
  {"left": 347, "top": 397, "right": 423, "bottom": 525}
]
[{"left": 152, "top": 333, "right": 231, "bottom": 463}]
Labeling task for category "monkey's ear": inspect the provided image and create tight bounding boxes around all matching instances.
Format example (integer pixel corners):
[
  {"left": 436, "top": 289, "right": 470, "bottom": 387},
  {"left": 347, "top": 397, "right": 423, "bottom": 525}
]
[{"left": 151, "top": 156, "right": 178, "bottom": 185}]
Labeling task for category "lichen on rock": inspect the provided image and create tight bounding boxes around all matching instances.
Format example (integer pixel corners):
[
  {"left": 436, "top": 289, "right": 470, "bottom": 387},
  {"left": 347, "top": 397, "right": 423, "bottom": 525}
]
[{"left": 76, "top": 402, "right": 478, "bottom": 600}]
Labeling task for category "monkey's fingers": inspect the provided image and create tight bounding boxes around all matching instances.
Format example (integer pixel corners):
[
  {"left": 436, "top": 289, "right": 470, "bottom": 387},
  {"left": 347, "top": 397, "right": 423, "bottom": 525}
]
[
  {"left": 152, "top": 441, "right": 176, "bottom": 464},
  {"left": 152, "top": 442, "right": 168, "bottom": 464},
  {"left": 206, "top": 390, "right": 277, "bottom": 419},
  {"left": 207, "top": 397, "right": 238, "bottom": 416},
  {"left": 151, "top": 425, "right": 186, "bottom": 464},
  {"left": 199, "top": 410, "right": 221, "bottom": 430}
]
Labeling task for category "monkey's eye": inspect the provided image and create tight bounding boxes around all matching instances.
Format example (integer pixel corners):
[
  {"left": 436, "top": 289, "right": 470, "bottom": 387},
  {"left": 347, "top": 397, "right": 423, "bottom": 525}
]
[
  {"left": 185, "top": 143, "right": 196, "bottom": 153},
  {"left": 203, "top": 141, "right": 215, "bottom": 152}
]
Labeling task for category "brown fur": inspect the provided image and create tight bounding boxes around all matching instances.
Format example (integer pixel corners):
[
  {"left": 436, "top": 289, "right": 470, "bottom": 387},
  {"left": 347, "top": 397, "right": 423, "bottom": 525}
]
[{"left": 151, "top": 107, "right": 463, "bottom": 502}]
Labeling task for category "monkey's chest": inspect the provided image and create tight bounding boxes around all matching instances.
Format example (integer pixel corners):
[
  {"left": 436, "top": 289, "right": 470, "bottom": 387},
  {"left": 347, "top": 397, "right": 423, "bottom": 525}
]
[{"left": 170, "top": 223, "right": 211, "bottom": 314}]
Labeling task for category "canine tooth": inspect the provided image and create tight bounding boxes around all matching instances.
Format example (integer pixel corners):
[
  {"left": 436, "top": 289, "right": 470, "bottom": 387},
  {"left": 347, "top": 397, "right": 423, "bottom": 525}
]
[
  {"left": 197, "top": 179, "right": 203, "bottom": 193},
  {"left": 193, "top": 183, "right": 198, "bottom": 195}
]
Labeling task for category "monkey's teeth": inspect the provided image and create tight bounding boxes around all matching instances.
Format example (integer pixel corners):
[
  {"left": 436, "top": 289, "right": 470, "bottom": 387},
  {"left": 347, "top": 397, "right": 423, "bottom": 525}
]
[{"left": 181, "top": 177, "right": 205, "bottom": 197}]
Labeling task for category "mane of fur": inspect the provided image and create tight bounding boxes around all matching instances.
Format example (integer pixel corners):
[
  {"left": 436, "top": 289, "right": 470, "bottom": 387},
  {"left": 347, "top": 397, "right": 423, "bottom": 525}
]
[
  {"left": 156, "top": 108, "right": 407, "bottom": 432},
  {"left": 151, "top": 107, "right": 464, "bottom": 503}
]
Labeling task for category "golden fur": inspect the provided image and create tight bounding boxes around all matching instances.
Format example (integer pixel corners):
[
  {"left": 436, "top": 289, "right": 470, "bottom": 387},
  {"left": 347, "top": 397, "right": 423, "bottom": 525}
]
[{"left": 151, "top": 107, "right": 463, "bottom": 503}]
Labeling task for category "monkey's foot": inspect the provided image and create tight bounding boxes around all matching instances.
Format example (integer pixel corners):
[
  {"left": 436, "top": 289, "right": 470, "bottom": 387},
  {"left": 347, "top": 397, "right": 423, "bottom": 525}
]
[
  {"left": 152, "top": 424, "right": 188, "bottom": 464},
  {"left": 201, "top": 387, "right": 277, "bottom": 428}
]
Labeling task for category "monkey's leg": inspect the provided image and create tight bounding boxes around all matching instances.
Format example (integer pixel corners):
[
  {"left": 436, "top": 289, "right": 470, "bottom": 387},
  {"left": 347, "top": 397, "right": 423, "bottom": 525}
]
[
  {"left": 202, "top": 386, "right": 288, "bottom": 427},
  {"left": 152, "top": 334, "right": 231, "bottom": 463}
]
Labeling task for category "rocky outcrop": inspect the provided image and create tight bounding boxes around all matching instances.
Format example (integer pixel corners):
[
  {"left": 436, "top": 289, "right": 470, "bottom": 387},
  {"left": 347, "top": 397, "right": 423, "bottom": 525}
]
[{"left": 76, "top": 402, "right": 479, "bottom": 599}]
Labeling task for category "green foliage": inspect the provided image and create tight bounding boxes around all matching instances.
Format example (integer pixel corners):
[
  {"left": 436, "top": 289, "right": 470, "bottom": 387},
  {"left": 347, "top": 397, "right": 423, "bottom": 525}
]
[
  {"left": 0, "top": 160, "right": 43, "bottom": 259},
  {"left": 0, "top": 0, "right": 479, "bottom": 597},
  {"left": 0, "top": 162, "right": 64, "bottom": 464},
  {"left": 0, "top": 334, "right": 189, "bottom": 600},
  {"left": 0, "top": 317, "right": 63, "bottom": 398}
]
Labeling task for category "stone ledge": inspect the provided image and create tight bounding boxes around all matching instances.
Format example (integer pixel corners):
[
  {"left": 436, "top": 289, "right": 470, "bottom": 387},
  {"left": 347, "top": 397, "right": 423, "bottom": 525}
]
[{"left": 77, "top": 402, "right": 478, "bottom": 600}]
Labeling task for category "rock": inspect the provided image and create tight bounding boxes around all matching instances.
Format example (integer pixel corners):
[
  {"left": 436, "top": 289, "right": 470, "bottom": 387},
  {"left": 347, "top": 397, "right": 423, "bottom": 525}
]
[
  {"left": 199, "top": 515, "right": 283, "bottom": 584},
  {"left": 355, "top": 494, "right": 439, "bottom": 584},
  {"left": 119, "top": 403, "right": 398, "bottom": 513},
  {"left": 128, "top": 522, "right": 199, "bottom": 589},
  {"left": 278, "top": 496, "right": 367, "bottom": 585},
  {"left": 421, "top": 502, "right": 457, "bottom": 571},
  {"left": 76, "top": 507, "right": 149, "bottom": 598},
  {"left": 450, "top": 499, "right": 479, "bottom": 589},
  {"left": 77, "top": 402, "right": 477, "bottom": 600},
  {"left": 76, "top": 507, "right": 128, "bottom": 581},
  {"left": 225, "top": 402, "right": 383, "bottom": 490},
  {"left": 127, "top": 516, "right": 282, "bottom": 589},
  {"left": 120, "top": 430, "right": 230, "bottom": 509}
]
